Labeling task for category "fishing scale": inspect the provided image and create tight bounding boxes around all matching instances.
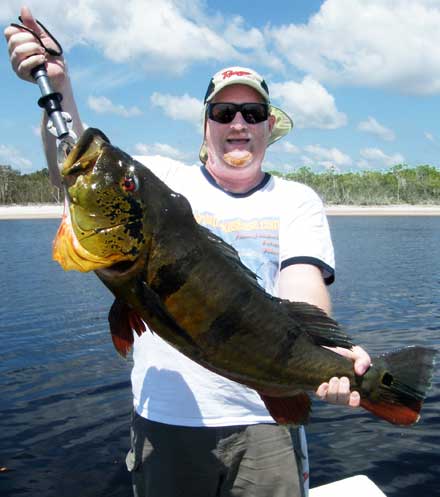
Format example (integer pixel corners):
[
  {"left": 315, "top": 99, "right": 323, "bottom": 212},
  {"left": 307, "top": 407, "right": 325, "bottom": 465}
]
[{"left": 10, "top": 16, "right": 78, "bottom": 170}]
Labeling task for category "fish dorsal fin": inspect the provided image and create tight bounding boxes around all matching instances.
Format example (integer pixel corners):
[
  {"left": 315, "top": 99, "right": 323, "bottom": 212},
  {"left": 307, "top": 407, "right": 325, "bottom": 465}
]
[
  {"left": 108, "top": 299, "right": 146, "bottom": 357},
  {"left": 282, "top": 300, "right": 353, "bottom": 349},
  {"left": 259, "top": 392, "right": 312, "bottom": 425},
  {"left": 197, "top": 224, "right": 261, "bottom": 286}
]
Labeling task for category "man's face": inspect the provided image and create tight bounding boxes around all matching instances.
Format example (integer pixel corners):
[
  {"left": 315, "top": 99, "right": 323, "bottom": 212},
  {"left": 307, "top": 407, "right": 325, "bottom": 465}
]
[{"left": 205, "top": 84, "right": 275, "bottom": 175}]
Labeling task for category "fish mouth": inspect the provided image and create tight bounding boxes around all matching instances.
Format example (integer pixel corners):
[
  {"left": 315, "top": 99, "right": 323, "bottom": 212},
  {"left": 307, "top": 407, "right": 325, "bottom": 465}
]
[{"left": 62, "top": 128, "right": 109, "bottom": 184}]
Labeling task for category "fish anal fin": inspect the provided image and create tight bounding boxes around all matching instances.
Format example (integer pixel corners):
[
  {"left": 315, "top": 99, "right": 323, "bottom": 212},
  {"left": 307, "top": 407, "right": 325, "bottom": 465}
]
[
  {"left": 360, "top": 398, "right": 422, "bottom": 426},
  {"left": 259, "top": 392, "right": 311, "bottom": 425},
  {"left": 109, "top": 299, "right": 146, "bottom": 358}
]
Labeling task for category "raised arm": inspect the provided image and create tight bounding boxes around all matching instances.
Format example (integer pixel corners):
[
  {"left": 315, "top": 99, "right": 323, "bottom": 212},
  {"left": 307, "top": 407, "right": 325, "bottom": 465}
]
[{"left": 4, "top": 6, "right": 84, "bottom": 186}]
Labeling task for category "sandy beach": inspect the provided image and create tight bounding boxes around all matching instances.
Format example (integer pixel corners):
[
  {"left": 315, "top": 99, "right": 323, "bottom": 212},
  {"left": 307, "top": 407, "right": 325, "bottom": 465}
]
[
  {"left": 1, "top": 203, "right": 440, "bottom": 220},
  {"left": 325, "top": 205, "right": 440, "bottom": 216},
  {"left": 0, "top": 204, "right": 65, "bottom": 219}
]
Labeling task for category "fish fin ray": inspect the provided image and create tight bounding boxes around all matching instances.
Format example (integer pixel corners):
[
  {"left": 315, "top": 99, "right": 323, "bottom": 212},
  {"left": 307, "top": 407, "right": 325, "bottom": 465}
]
[
  {"left": 259, "top": 392, "right": 311, "bottom": 425},
  {"left": 283, "top": 300, "right": 353, "bottom": 349},
  {"left": 198, "top": 225, "right": 261, "bottom": 285},
  {"left": 362, "top": 346, "right": 436, "bottom": 425},
  {"left": 360, "top": 398, "right": 422, "bottom": 425},
  {"left": 108, "top": 299, "right": 146, "bottom": 358}
]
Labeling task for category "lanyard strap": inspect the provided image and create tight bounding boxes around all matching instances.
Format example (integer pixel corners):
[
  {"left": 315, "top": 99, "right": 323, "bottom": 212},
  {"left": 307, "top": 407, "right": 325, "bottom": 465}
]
[{"left": 10, "top": 16, "right": 63, "bottom": 56}]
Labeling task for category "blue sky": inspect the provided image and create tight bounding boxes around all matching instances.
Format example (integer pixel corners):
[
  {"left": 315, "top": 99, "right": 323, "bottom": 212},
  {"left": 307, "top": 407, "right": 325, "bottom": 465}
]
[{"left": 1, "top": 0, "right": 440, "bottom": 174}]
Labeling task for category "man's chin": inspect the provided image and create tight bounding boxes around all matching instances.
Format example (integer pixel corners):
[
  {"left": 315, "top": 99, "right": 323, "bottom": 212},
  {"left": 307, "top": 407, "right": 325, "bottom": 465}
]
[{"left": 223, "top": 150, "right": 253, "bottom": 168}]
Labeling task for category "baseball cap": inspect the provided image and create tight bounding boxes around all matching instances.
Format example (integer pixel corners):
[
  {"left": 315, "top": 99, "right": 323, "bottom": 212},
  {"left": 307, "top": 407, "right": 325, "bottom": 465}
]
[{"left": 199, "top": 66, "right": 293, "bottom": 163}]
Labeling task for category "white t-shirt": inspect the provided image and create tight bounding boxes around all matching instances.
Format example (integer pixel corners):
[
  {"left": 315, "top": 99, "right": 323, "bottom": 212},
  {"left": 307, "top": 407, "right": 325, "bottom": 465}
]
[{"left": 130, "top": 157, "right": 335, "bottom": 428}]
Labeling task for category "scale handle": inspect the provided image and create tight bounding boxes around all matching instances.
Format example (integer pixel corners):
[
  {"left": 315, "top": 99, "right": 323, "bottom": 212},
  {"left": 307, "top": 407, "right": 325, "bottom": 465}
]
[{"left": 31, "top": 63, "right": 69, "bottom": 139}]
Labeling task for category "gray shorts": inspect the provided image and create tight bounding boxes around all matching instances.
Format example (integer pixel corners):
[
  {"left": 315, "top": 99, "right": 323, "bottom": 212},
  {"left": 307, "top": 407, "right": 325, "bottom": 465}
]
[{"left": 126, "top": 411, "right": 306, "bottom": 497}]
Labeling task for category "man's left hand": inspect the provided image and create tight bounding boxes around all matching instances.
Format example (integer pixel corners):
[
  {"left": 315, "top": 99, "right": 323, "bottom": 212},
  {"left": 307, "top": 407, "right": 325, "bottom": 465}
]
[{"left": 315, "top": 345, "right": 371, "bottom": 407}]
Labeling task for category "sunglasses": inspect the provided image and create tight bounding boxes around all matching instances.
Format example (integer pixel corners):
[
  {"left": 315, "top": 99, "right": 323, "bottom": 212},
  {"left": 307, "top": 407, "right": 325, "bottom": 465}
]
[{"left": 207, "top": 102, "right": 269, "bottom": 124}]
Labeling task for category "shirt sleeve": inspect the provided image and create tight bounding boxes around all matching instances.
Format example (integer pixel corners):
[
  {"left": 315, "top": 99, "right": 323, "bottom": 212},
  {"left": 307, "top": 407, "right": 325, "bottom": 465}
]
[{"left": 278, "top": 183, "right": 335, "bottom": 285}]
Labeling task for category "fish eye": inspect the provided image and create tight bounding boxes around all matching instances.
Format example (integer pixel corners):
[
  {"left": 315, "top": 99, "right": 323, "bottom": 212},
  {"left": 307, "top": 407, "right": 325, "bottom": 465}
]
[{"left": 121, "top": 175, "right": 139, "bottom": 193}]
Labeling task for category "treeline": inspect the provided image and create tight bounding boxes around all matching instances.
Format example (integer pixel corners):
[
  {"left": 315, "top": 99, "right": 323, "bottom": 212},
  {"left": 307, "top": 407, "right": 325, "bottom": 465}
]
[
  {"left": 0, "top": 165, "right": 62, "bottom": 204},
  {"left": 1, "top": 163, "right": 439, "bottom": 205},
  {"left": 271, "top": 164, "right": 440, "bottom": 205}
]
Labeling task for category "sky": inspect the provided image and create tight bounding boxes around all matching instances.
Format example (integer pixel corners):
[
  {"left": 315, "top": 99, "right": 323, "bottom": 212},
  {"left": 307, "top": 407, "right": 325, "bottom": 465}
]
[{"left": 1, "top": 0, "right": 440, "bottom": 175}]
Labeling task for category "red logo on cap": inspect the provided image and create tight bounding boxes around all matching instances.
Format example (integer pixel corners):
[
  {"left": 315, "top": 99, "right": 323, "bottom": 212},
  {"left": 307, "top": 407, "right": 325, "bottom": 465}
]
[{"left": 222, "top": 70, "right": 252, "bottom": 79}]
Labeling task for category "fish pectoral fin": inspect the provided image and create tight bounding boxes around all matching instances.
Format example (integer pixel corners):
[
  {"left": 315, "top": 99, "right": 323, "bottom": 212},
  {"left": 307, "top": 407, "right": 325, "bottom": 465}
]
[
  {"left": 108, "top": 299, "right": 146, "bottom": 358},
  {"left": 259, "top": 392, "right": 311, "bottom": 425}
]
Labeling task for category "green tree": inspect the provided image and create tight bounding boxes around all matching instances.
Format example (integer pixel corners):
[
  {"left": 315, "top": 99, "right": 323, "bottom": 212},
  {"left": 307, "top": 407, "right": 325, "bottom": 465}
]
[{"left": 268, "top": 164, "right": 440, "bottom": 205}]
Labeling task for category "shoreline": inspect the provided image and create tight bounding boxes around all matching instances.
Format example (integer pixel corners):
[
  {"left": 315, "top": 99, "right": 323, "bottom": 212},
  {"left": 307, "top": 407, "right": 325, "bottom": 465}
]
[{"left": 1, "top": 203, "right": 440, "bottom": 220}]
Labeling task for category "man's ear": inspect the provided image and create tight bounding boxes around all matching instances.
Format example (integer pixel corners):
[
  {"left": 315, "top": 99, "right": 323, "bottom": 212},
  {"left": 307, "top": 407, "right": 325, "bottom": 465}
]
[{"left": 268, "top": 113, "right": 276, "bottom": 132}]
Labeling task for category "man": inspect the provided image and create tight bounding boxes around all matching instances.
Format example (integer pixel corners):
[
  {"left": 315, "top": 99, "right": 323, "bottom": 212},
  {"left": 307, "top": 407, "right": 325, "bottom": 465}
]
[{"left": 5, "top": 7, "right": 371, "bottom": 497}]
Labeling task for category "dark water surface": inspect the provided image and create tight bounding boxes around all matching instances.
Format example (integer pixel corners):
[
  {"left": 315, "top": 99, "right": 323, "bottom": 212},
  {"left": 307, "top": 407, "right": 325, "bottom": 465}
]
[{"left": 0, "top": 217, "right": 439, "bottom": 496}]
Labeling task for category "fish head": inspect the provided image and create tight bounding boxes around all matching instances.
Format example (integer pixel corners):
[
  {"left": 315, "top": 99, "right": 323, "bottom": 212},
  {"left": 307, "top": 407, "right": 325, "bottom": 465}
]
[{"left": 53, "top": 128, "right": 148, "bottom": 272}]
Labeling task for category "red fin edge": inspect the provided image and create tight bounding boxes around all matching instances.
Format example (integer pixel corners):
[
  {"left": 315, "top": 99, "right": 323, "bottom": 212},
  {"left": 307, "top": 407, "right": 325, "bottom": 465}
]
[
  {"left": 259, "top": 392, "right": 311, "bottom": 425},
  {"left": 108, "top": 299, "right": 146, "bottom": 358},
  {"left": 360, "top": 398, "right": 422, "bottom": 425}
]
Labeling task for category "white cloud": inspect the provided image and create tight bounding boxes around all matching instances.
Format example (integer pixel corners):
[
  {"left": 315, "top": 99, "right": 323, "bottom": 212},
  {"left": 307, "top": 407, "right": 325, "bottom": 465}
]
[
  {"left": 424, "top": 131, "right": 435, "bottom": 142},
  {"left": 282, "top": 141, "right": 301, "bottom": 154},
  {"left": 358, "top": 117, "right": 395, "bottom": 141},
  {"left": 6, "top": 0, "right": 440, "bottom": 94},
  {"left": 1, "top": 0, "right": 239, "bottom": 73},
  {"left": 223, "top": 16, "right": 267, "bottom": 51},
  {"left": 270, "top": 76, "right": 347, "bottom": 129},
  {"left": 151, "top": 92, "right": 203, "bottom": 127},
  {"left": 222, "top": 16, "right": 284, "bottom": 71},
  {"left": 359, "top": 148, "right": 405, "bottom": 169},
  {"left": 0, "top": 3, "right": 16, "bottom": 20},
  {"left": 87, "top": 96, "right": 142, "bottom": 117},
  {"left": 302, "top": 144, "right": 352, "bottom": 171},
  {"left": 70, "top": 64, "right": 142, "bottom": 92},
  {"left": 269, "top": 0, "right": 440, "bottom": 94},
  {"left": 134, "top": 142, "right": 184, "bottom": 160},
  {"left": 134, "top": 144, "right": 150, "bottom": 155},
  {"left": 0, "top": 144, "right": 33, "bottom": 171}
]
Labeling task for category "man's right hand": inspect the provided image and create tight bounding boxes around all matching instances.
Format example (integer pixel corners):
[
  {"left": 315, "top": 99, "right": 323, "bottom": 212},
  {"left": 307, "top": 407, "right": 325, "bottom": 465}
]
[
  {"left": 4, "top": 6, "right": 66, "bottom": 88},
  {"left": 4, "top": 6, "right": 83, "bottom": 187}
]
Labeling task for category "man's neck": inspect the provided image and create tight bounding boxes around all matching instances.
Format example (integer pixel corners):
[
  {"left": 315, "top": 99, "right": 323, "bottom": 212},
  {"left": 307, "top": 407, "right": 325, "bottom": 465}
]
[{"left": 204, "top": 162, "right": 265, "bottom": 194}]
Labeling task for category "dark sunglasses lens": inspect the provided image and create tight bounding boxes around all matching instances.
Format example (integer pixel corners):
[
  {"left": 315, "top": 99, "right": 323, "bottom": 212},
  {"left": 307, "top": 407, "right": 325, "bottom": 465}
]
[
  {"left": 241, "top": 104, "right": 268, "bottom": 124},
  {"left": 208, "top": 103, "right": 268, "bottom": 124},
  {"left": 209, "top": 103, "right": 237, "bottom": 123}
]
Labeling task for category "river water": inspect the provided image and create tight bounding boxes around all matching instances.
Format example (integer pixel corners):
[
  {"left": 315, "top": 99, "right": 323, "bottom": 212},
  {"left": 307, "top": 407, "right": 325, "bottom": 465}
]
[{"left": 0, "top": 216, "right": 439, "bottom": 497}]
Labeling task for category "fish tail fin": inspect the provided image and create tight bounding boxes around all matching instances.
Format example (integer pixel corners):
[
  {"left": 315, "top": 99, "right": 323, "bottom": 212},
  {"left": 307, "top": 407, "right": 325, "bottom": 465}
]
[
  {"left": 283, "top": 300, "right": 353, "bottom": 349},
  {"left": 108, "top": 299, "right": 146, "bottom": 357},
  {"left": 360, "top": 346, "right": 436, "bottom": 425}
]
